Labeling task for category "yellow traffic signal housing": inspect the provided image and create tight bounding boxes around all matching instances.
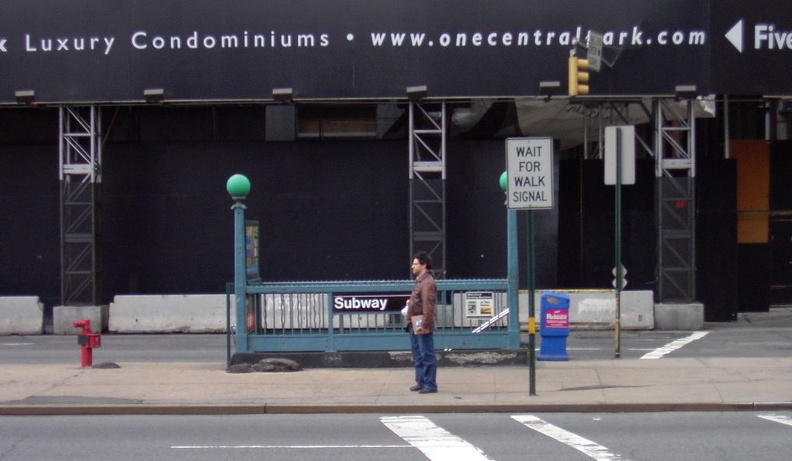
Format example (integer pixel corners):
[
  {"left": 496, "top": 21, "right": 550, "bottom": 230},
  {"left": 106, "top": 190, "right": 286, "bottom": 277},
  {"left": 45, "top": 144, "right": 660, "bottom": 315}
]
[{"left": 568, "top": 56, "right": 590, "bottom": 96}]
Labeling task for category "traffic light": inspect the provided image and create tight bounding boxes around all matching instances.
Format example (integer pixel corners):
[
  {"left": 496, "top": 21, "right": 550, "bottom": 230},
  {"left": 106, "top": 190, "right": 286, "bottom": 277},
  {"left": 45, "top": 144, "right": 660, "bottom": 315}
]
[{"left": 568, "top": 55, "right": 590, "bottom": 96}]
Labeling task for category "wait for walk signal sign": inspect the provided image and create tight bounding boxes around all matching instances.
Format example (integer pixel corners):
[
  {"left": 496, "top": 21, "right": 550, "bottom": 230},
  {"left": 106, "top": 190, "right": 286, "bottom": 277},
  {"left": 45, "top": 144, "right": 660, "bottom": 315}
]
[{"left": 505, "top": 137, "right": 554, "bottom": 210}]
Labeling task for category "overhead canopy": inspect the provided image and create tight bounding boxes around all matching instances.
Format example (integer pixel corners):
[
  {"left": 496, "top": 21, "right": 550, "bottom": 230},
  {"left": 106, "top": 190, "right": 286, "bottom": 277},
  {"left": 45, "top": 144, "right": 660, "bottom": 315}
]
[
  {"left": 0, "top": 0, "right": 788, "bottom": 103},
  {"left": 451, "top": 98, "right": 716, "bottom": 149}
]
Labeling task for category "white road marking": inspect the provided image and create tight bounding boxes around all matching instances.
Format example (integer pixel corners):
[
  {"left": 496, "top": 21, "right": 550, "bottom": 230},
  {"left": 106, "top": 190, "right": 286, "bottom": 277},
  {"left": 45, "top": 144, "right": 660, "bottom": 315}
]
[
  {"left": 640, "top": 331, "right": 709, "bottom": 359},
  {"left": 381, "top": 415, "right": 493, "bottom": 461},
  {"left": 512, "top": 414, "right": 631, "bottom": 461},
  {"left": 173, "top": 444, "right": 409, "bottom": 449},
  {"left": 758, "top": 414, "right": 792, "bottom": 427}
]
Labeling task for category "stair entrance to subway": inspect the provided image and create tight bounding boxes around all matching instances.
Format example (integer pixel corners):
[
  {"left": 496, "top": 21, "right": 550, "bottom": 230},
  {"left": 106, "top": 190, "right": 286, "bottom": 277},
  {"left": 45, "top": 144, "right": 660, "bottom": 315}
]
[{"left": 223, "top": 176, "right": 522, "bottom": 362}]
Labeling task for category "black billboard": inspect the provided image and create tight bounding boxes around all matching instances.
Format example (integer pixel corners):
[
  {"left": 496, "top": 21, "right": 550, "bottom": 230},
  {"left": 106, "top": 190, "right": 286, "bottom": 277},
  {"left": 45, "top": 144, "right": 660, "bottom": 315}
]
[
  {"left": 710, "top": 0, "right": 792, "bottom": 95},
  {"left": 0, "top": 0, "right": 787, "bottom": 103}
]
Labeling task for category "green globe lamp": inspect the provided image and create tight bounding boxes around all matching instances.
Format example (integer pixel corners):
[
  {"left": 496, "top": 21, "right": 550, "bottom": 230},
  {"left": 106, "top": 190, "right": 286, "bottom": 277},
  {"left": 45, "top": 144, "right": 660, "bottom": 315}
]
[{"left": 226, "top": 174, "right": 251, "bottom": 199}]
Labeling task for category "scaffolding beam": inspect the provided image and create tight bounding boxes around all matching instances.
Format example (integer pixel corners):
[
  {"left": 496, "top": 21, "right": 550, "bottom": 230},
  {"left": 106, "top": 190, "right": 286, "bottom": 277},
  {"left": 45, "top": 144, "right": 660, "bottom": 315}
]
[
  {"left": 653, "top": 98, "right": 696, "bottom": 303},
  {"left": 408, "top": 101, "right": 446, "bottom": 277},
  {"left": 59, "top": 106, "right": 102, "bottom": 306}
]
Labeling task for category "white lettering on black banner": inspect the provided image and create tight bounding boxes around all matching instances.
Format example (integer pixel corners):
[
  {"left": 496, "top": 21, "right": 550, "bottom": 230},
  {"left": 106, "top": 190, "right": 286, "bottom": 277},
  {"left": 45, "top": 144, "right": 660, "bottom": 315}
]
[{"left": 333, "top": 294, "right": 409, "bottom": 312}]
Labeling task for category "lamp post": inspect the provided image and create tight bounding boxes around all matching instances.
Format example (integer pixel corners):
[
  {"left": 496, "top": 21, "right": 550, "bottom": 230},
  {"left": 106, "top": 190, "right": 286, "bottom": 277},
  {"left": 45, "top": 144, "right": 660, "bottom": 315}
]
[{"left": 227, "top": 174, "right": 251, "bottom": 354}]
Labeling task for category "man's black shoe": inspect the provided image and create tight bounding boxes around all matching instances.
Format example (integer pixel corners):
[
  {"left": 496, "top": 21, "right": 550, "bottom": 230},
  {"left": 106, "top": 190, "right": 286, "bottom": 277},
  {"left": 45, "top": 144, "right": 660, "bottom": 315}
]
[
  {"left": 418, "top": 388, "right": 437, "bottom": 394},
  {"left": 409, "top": 385, "right": 422, "bottom": 392}
]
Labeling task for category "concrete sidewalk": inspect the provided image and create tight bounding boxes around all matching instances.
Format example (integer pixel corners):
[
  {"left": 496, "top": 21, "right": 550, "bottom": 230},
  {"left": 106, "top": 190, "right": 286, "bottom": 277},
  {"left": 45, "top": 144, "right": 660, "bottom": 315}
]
[{"left": 1, "top": 356, "right": 790, "bottom": 415}]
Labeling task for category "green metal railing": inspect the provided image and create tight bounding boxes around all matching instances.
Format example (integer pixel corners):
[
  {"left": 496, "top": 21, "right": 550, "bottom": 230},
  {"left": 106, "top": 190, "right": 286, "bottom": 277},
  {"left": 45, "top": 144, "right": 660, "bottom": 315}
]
[{"left": 226, "top": 279, "right": 518, "bottom": 354}]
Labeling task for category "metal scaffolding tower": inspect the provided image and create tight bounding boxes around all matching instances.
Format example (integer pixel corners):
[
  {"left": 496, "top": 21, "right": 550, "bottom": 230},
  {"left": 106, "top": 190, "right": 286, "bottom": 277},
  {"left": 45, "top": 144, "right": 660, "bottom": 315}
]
[
  {"left": 653, "top": 97, "right": 696, "bottom": 303},
  {"left": 59, "top": 106, "right": 102, "bottom": 306},
  {"left": 587, "top": 97, "right": 697, "bottom": 302},
  {"left": 408, "top": 101, "right": 447, "bottom": 277}
]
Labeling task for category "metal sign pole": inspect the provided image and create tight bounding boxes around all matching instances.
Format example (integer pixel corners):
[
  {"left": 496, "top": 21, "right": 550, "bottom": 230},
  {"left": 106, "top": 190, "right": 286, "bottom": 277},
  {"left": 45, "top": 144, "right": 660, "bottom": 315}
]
[
  {"left": 504, "top": 137, "right": 553, "bottom": 396},
  {"left": 614, "top": 128, "right": 623, "bottom": 358},
  {"left": 606, "top": 125, "right": 634, "bottom": 358},
  {"left": 527, "top": 210, "right": 537, "bottom": 395}
]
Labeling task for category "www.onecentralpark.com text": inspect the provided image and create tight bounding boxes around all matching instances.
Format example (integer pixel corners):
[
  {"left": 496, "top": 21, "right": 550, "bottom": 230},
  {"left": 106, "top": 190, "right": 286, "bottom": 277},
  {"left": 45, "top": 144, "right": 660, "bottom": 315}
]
[{"left": 369, "top": 27, "right": 707, "bottom": 48}]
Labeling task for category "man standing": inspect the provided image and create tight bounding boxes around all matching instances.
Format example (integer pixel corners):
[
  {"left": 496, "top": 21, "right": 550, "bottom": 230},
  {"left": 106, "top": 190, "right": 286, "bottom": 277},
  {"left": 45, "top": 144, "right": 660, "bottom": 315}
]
[{"left": 407, "top": 251, "right": 438, "bottom": 394}]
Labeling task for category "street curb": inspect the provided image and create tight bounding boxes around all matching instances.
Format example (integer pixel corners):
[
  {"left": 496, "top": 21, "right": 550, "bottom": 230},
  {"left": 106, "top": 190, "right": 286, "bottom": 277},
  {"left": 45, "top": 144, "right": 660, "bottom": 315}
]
[
  {"left": 2, "top": 402, "right": 791, "bottom": 416},
  {"left": 230, "top": 349, "right": 530, "bottom": 368}
]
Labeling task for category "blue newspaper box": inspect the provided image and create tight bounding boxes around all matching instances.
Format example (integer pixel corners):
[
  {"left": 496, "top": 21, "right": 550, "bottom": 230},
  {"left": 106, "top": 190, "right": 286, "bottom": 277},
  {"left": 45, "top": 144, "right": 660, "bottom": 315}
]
[{"left": 538, "top": 292, "right": 570, "bottom": 361}]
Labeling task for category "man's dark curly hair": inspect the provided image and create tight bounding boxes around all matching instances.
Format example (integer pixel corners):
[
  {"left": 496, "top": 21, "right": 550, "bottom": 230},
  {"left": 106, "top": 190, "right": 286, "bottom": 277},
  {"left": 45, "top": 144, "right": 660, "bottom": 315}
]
[{"left": 413, "top": 251, "right": 432, "bottom": 270}]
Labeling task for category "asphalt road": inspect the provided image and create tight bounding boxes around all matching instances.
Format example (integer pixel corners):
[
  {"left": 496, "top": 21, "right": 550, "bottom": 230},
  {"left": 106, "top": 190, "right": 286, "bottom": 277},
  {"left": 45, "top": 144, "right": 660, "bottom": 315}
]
[
  {"left": 1, "top": 315, "right": 791, "bottom": 365},
  {"left": 1, "top": 412, "right": 791, "bottom": 461},
  {"left": 0, "top": 334, "right": 229, "bottom": 365},
  {"left": 558, "top": 325, "right": 792, "bottom": 360}
]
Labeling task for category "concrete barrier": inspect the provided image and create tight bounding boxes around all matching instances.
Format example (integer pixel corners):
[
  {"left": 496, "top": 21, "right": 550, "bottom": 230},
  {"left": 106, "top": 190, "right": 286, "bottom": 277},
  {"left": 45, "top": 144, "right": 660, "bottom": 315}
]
[
  {"left": 0, "top": 296, "right": 43, "bottom": 335},
  {"left": 53, "top": 305, "right": 108, "bottom": 334},
  {"left": 107, "top": 291, "right": 652, "bottom": 333},
  {"left": 108, "top": 294, "right": 234, "bottom": 333},
  {"left": 654, "top": 302, "right": 704, "bottom": 330},
  {"left": 0, "top": 291, "right": 687, "bottom": 334},
  {"left": 519, "top": 290, "right": 655, "bottom": 330}
]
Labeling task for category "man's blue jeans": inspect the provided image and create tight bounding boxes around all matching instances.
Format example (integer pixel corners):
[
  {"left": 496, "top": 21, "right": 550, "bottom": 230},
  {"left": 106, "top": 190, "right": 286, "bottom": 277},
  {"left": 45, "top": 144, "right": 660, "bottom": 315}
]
[{"left": 409, "top": 326, "right": 438, "bottom": 391}]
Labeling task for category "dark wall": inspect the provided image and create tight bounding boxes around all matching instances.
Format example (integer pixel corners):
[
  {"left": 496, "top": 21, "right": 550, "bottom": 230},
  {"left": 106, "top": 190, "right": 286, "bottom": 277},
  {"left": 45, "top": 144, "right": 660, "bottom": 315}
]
[
  {"left": 556, "top": 158, "right": 742, "bottom": 319},
  {"left": 0, "top": 106, "right": 749, "bottom": 315},
  {"left": 100, "top": 140, "right": 412, "bottom": 296},
  {"left": 0, "top": 109, "right": 537, "bottom": 306},
  {"left": 769, "top": 141, "right": 792, "bottom": 305},
  {"left": 445, "top": 139, "right": 558, "bottom": 286},
  {"left": 446, "top": 141, "right": 507, "bottom": 280},
  {"left": 557, "top": 159, "right": 656, "bottom": 291},
  {"left": 0, "top": 144, "right": 61, "bottom": 307},
  {"left": 697, "top": 159, "right": 738, "bottom": 321},
  {"left": 100, "top": 137, "right": 554, "bottom": 296}
]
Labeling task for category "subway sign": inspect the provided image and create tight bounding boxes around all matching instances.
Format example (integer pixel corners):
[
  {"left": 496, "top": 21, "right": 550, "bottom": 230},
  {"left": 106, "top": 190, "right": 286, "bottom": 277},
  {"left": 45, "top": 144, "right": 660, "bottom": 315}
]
[{"left": 332, "top": 294, "right": 409, "bottom": 313}]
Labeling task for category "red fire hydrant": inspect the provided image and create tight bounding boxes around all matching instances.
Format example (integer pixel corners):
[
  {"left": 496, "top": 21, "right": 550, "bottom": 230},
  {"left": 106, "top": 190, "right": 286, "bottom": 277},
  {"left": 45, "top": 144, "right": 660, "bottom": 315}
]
[{"left": 73, "top": 319, "right": 101, "bottom": 368}]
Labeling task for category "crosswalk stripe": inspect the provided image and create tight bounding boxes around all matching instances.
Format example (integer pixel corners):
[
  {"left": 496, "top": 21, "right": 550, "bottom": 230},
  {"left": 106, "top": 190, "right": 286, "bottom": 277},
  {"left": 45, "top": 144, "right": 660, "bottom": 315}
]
[
  {"left": 640, "top": 331, "right": 709, "bottom": 359},
  {"left": 512, "top": 415, "right": 631, "bottom": 461},
  {"left": 758, "top": 414, "right": 792, "bottom": 427},
  {"left": 381, "top": 415, "right": 494, "bottom": 461}
]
